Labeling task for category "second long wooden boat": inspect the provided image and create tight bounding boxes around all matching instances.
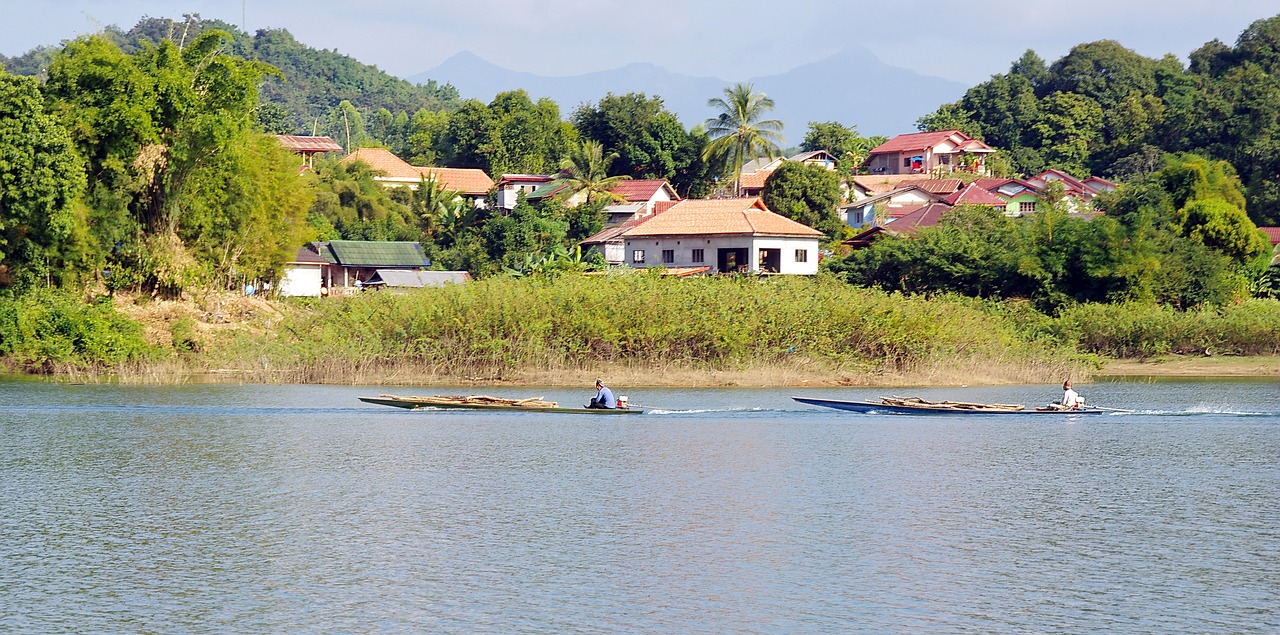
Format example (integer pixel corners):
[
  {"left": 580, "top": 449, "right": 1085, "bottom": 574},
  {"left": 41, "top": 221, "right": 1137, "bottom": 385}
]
[
  {"left": 793, "top": 396, "right": 1104, "bottom": 416},
  {"left": 359, "top": 394, "right": 645, "bottom": 415}
]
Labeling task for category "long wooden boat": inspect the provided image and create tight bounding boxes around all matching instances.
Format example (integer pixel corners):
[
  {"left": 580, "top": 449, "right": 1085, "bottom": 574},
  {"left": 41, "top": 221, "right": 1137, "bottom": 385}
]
[
  {"left": 793, "top": 396, "right": 1105, "bottom": 416},
  {"left": 359, "top": 394, "right": 645, "bottom": 415}
]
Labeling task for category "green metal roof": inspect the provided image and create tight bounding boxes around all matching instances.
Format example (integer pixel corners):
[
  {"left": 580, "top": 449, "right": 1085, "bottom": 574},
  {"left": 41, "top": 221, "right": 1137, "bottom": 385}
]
[
  {"left": 527, "top": 180, "right": 569, "bottom": 200},
  {"left": 323, "top": 241, "right": 429, "bottom": 267}
]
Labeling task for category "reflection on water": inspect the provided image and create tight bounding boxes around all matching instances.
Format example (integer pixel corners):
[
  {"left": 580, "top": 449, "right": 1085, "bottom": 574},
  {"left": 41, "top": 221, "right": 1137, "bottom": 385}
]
[{"left": 1, "top": 381, "right": 1277, "bottom": 633}]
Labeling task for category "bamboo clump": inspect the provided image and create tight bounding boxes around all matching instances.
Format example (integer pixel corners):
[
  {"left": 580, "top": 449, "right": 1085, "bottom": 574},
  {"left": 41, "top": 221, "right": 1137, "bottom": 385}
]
[
  {"left": 881, "top": 395, "right": 1025, "bottom": 412},
  {"left": 378, "top": 394, "right": 559, "bottom": 408}
]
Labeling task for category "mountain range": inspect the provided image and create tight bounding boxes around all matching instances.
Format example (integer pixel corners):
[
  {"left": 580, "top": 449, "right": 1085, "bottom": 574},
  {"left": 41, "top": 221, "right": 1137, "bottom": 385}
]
[{"left": 407, "top": 47, "right": 967, "bottom": 141}]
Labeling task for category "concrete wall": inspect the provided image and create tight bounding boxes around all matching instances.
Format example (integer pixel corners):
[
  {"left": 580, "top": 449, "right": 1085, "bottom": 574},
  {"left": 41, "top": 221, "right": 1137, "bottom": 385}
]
[
  {"left": 279, "top": 265, "right": 323, "bottom": 297},
  {"left": 623, "top": 235, "right": 819, "bottom": 275}
]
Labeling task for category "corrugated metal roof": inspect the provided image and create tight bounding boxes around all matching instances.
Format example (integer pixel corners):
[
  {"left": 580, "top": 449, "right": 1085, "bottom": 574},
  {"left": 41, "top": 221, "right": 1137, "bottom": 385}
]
[
  {"left": 370, "top": 270, "right": 470, "bottom": 287},
  {"left": 325, "top": 241, "right": 429, "bottom": 267},
  {"left": 276, "top": 135, "right": 344, "bottom": 153}
]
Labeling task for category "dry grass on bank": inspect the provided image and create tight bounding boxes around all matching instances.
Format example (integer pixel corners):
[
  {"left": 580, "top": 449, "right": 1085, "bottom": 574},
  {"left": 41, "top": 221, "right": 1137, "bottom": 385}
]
[{"left": 1099, "top": 354, "right": 1280, "bottom": 378}]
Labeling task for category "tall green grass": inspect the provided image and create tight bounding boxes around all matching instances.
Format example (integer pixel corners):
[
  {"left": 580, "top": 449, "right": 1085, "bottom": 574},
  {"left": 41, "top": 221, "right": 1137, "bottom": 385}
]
[
  {"left": 5, "top": 278, "right": 1278, "bottom": 381},
  {"left": 1048, "top": 299, "right": 1280, "bottom": 357},
  {"left": 210, "top": 275, "right": 1086, "bottom": 379}
]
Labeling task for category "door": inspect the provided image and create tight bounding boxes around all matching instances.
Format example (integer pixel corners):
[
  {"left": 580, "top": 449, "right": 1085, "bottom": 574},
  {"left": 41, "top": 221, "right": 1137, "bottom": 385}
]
[{"left": 717, "top": 248, "right": 748, "bottom": 273}]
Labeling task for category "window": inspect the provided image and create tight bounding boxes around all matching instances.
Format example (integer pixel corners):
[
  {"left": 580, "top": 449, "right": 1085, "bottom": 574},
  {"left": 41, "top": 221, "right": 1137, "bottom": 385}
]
[
  {"left": 903, "top": 158, "right": 912, "bottom": 168},
  {"left": 633, "top": 250, "right": 645, "bottom": 263},
  {"left": 795, "top": 249, "right": 809, "bottom": 263},
  {"left": 1019, "top": 201, "right": 1036, "bottom": 214},
  {"left": 662, "top": 249, "right": 674, "bottom": 264},
  {"left": 691, "top": 248, "right": 704, "bottom": 263}
]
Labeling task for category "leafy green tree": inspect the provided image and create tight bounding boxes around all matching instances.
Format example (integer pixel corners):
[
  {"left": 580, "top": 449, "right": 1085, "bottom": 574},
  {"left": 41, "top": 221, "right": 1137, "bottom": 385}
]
[
  {"left": 557, "top": 139, "right": 630, "bottom": 206},
  {"left": 703, "top": 82, "right": 784, "bottom": 196},
  {"left": 800, "top": 121, "right": 859, "bottom": 157},
  {"left": 916, "top": 103, "right": 982, "bottom": 138},
  {"left": 308, "top": 158, "right": 418, "bottom": 242},
  {"left": 571, "top": 92, "right": 692, "bottom": 181},
  {"left": 481, "top": 198, "right": 568, "bottom": 271},
  {"left": 1031, "top": 92, "right": 1103, "bottom": 176},
  {"left": 0, "top": 70, "right": 88, "bottom": 288},
  {"left": 404, "top": 108, "right": 449, "bottom": 166},
  {"left": 444, "top": 91, "right": 568, "bottom": 175},
  {"left": 1042, "top": 40, "right": 1159, "bottom": 111},
  {"left": 255, "top": 102, "right": 294, "bottom": 134},
  {"left": 760, "top": 162, "right": 843, "bottom": 238},
  {"left": 325, "top": 100, "right": 368, "bottom": 152},
  {"left": 1009, "top": 49, "right": 1049, "bottom": 90}
]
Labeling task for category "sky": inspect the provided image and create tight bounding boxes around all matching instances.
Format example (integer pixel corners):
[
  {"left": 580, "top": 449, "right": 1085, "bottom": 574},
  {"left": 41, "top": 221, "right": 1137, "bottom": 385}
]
[{"left": 2, "top": 1, "right": 1278, "bottom": 85}]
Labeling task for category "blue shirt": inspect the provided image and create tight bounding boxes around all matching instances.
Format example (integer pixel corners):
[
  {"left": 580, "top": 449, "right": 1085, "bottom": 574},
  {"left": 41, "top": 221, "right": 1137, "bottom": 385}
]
[{"left": 595, "top": 386, "right": 616, "bottom": 408}]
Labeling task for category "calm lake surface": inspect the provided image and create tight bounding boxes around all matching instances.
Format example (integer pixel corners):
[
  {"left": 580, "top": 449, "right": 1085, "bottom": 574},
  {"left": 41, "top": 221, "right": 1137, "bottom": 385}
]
[{"left": 1, "top": 379, "right": 1277, "bottom": 634}]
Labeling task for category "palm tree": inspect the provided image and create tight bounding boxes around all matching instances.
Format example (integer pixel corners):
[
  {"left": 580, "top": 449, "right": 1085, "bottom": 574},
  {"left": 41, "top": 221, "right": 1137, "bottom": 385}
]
[
  {"left": 412, "top": 174, "right": 463, "bottom": 239},
  {"left": 557, "top": 140, "right": 630, "bottom": 206},
  {"left": 702, "top": 83, "right": 785, "bottom": 197}
]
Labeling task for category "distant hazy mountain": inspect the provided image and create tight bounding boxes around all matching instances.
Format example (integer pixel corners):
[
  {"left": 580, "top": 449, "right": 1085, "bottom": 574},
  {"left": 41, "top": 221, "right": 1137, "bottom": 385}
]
[{"left": 407, "top": 47, "right": 966, "bottom": 140}]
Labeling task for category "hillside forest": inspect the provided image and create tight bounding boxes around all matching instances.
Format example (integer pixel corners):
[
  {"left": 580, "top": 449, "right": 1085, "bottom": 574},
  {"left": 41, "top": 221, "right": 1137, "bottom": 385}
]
[{"left": 1, "top": 14, "right": 1278, "bottom": 312}]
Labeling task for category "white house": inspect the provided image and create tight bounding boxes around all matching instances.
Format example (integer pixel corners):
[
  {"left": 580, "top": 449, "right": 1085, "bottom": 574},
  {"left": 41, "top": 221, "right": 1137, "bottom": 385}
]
[
  {"left": 496, "top": 174, "right": 554, "bottom": 211},
  {"left": 278, "top": 246, "right": 328, "bottom": 297},
  {"left": 620, "top": 198, "right": 823, "bottom": 275}
]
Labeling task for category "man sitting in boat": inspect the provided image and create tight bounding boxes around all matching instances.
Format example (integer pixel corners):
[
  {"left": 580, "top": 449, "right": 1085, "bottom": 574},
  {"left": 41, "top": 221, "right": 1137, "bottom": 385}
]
[
  {"left": 1060, "top": 380, "right": 1083, "bottom": 410},
  {"left": 587, "top": 379, "right": 617, "bottom": 409}
]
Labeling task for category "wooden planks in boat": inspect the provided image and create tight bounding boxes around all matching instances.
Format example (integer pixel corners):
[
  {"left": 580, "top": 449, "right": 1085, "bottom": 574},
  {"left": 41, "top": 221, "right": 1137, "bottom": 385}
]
[
  {"left": 377, "top": 394, "right": 558, "bottom": 408},
  {"left": 881, "top": 395, "right": 1026, "bottom": 412}
]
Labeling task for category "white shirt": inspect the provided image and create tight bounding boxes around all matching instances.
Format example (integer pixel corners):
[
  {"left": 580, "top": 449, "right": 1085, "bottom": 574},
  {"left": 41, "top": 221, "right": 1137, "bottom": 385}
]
[{"left": 1062, "top": 388, "right": 1082, "bottom": 409}]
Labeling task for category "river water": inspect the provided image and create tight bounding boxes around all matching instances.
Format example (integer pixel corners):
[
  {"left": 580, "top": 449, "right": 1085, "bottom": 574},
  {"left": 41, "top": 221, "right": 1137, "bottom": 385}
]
[{"left": 1, "top": 379, "right": 1277, "bottom": 634}]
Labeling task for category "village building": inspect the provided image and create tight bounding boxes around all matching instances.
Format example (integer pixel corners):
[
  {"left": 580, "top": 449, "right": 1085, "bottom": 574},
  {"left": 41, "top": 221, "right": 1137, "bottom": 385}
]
[
  {"left": 619, "top": 198, "right": 823, "bottom": 274},
  {"left": 342, "top": 148, "right": 494, "bottom": 207},
  {"left": 864, "top": 130, "right": 996, "bottom": 176},
  {"left": 737, "top": 150, "right": 841, "bottom": 197},
  {"left": 275, "top": 135, "right": 344, "bottom": 172},
  {"left": 495, "top": 174, "right": 555, "bottom": 211}
]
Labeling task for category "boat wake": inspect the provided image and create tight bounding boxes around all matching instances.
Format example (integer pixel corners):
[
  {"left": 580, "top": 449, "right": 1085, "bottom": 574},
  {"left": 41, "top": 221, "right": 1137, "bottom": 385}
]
[{"left": 644, "top": 407, "right": 775, "bottom": 415}]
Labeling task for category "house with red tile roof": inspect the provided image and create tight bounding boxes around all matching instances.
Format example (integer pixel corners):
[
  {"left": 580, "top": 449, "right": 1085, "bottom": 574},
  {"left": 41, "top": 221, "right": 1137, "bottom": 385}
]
[
  {"left": 619, "top": 198, "right": 823, "bottom": 274},
  {"left": 865, "top": 130, "right": 996, "bottom": 176},
  {"left": 843, "top": 203, "right": 953, "bottom": 250},
  {"left": 942, "top": 182, "right": 1009, "bottom": 208},
  {"left": 839, "top": 185, "right": 947, "bottom": 227},
  {"left": 342, "top": 148, "right": 495, "bottom": 207},
  {"left": 1260, "top": 227, "right": 1280, "bottom": 264}
]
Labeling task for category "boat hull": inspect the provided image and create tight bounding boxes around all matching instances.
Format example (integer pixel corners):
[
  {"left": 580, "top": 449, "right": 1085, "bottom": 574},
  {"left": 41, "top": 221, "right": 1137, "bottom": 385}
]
[
  {"left": 359, "top": 397, "right": 644, "bottom": 415},
  {"left": 793, "top": 397, "right": 1104, "bottom": 416}
]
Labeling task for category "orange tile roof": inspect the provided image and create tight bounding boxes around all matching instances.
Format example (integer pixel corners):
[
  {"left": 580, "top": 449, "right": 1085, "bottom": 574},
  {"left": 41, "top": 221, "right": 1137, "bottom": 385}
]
[
  {"left": 342, "top": 147, "right": 420, "bottom": 178},
  {"left": 738, "top": 170, "right": 773, "bottom": 190},
  {"left": 342, "top": 148, "right": 494, "bottom": 194},
  {"left": 622, "top": 198, "right": 823, "bottom": 238},
  {"left": 416, "top": 167, "right": 495, "bottom": 196}
]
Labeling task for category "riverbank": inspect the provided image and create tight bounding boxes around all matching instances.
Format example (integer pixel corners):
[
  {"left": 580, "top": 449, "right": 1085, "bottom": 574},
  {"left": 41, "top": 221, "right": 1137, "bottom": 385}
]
[
  {"left": 4, "top": 279, "right": 1279, "bottom": 386},
  {"left": 1098, "top": 354, "right": 1280, "bottom": 378}
]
